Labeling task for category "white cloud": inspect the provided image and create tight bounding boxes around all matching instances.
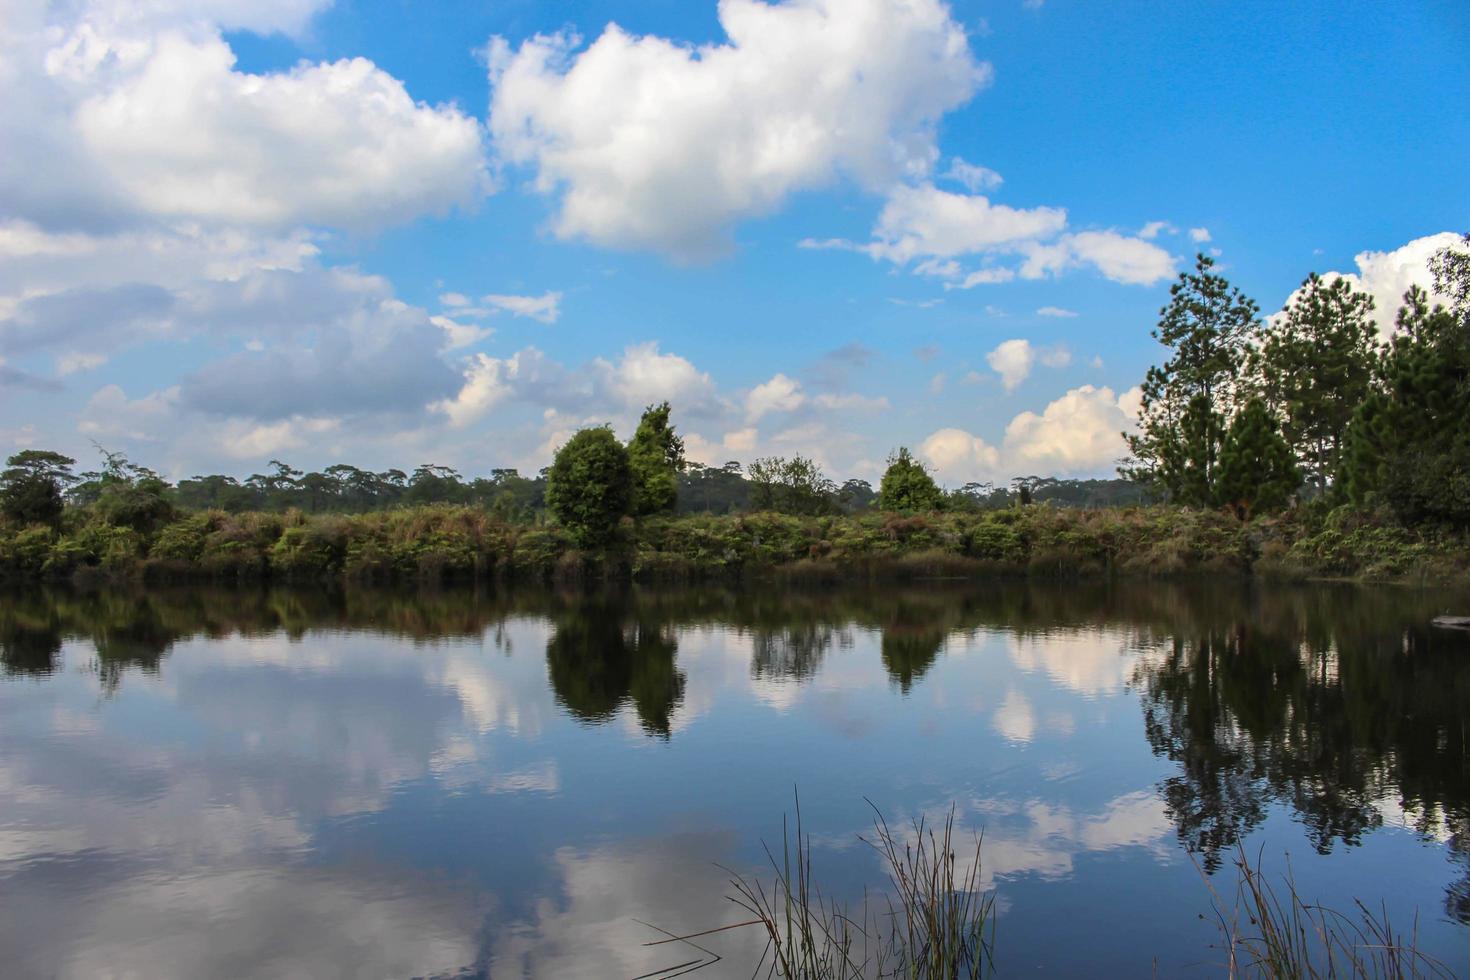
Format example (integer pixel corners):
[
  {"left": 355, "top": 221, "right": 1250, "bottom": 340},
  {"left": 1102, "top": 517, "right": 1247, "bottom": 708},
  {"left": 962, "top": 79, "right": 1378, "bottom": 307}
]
[
  {"left": 919, "top": 427, "right": 1001, "bottom": 482},
  {"left": 435, "top": 352, "right": 518, "bottom": 427},
  {"left": 487, "top": 0, "right": 989, "bottom": 257},
  {"left": 986, "top": 338, "right": 1035, "bottom": 391},
  {"left": 430, "top": 315, "right": 494, "bottom": 351},
  {"left": 942, "top": 157, "right": 1003, "bottom": 191},
  {"left": 1138, "top": 221, "right": 1175, "bottom": 240},
  {"left": 985, "top": 339, "right": 1070, "bottom": 391},
  {"left": 863, "top": 183, "right": 1067, "bottom": 264},
  {"left": 1003, "top": 384, "right": 1140, "bottom": 474},
  {"left": 4, "top": 5, "right": 488, "bottom": 235},
  {"left": 595, "top": 341, "right": 717, "bottom": 411},
  {"left": 1036, "top": 305, "right": 1077, "bottom": 318},
  {"left": 72, "top": 37, "right": 489, "bottom": 232},
  {"left": 1021, "top": 231, "right": 1176, "bottom": 285},
  {"left": 1287, "top": 232, "right": 1460, "bottom": 337},
  {"left": 820, "top": 184, "right": 1174, "bottom": 287},
  {"left": 746, "top": 372, "right": 805, "bottom": 422},
  {"left": 484, "top": 291, "right": 562, "bottom": 324},
  {"left": 1188, "top": 227, "right": 1212, "bottom": 243}
]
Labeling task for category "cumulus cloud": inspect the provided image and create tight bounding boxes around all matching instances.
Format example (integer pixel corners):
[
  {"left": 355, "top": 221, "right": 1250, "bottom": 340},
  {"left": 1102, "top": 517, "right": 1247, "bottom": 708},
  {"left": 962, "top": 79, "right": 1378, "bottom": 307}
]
[
  {"left": 746, "top": 373, "right": 806, "bottom": 422},
  {"left": 920, "top": 427, "right": 1001, "bottom": 482},
  {"left": 1003, "top": 384, "right": 1141, "bottom": 473},
  {"left": 1189, "top": 227, "right": 1212, "bottom": 243},
  {"left": 1284, "top": 232, "right": 1461, "bottom": 337},
  {"left": 986, "top": 339, "right": 1034, "bottom": 391},
  {"left": 984, "top": 339, "right": 1070, "bottom": 391},
  {"left": 1138, "top": 221, "right": 1176, "bottom": 240},
  {"left": 4, "top": 2, "right": 488, "bottom": 235},
  {"left": 487, "top": 0, "right": 989, "bottom": 257}
]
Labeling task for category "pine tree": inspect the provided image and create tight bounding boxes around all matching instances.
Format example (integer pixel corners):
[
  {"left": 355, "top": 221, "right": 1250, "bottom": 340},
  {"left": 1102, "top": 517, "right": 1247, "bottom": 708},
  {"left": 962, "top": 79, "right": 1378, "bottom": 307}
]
[
  {"left": 1215, "top": 399, "right": 1300, "bottom": 520},
  {"left": 1123, "top": 254, "right": 1258, "bottom": 505},
  {"left": 1341, "top": 279, "right": 1470, "bottom": 528},
  {"left": 1249, "top": 273, "right": 1379, "bottom": 494}
]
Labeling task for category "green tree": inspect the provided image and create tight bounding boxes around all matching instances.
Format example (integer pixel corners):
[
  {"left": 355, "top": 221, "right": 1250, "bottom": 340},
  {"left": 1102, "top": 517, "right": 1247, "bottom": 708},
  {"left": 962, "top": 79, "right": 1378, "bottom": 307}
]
[
  {"left": 1215, "top": 398, "right": 1299, "bottom": 519},
  {"left": 746, "top": 455, "right": 836, "bottom": 515},
  {"left": 1249, "top": 274, "right": 1380, "bottom": 493},
  {"left": 1341, "top": 282, "right": 1470, "bottom": 528},
  {"left": 0, "top": 450, "right": 77, "bottom": 525},
  {"left": 1123, "top": 254, "right": 1258, "bottom": 505},
  {"left": 627, "top": 401, "right": 685, "bottom": 516},
  {"left": 876, "top": 447, "right": 943, "bottom": 512},
  {"left": 544, "top": 426, "right": 633, "bottom": 546}
]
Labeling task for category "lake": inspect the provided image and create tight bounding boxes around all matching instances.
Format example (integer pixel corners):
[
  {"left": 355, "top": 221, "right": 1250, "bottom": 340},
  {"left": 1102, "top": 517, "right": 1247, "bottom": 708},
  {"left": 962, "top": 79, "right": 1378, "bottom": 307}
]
[{"left": 1, "top": 581, "right": 1466, "bottom": 977}]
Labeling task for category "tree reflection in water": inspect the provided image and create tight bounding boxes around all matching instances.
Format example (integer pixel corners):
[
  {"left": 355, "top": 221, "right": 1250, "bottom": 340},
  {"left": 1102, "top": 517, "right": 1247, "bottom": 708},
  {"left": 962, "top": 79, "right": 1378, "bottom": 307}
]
[{"left": 1, "top": 579, "right": 1466, "bottom": 918}]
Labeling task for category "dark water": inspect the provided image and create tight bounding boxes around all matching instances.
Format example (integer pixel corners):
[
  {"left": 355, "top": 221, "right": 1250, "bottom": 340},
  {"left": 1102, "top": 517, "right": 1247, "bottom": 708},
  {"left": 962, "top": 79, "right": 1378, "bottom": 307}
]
[{"left": 1, "top": 582, "right": 1467, "bottom": 977}]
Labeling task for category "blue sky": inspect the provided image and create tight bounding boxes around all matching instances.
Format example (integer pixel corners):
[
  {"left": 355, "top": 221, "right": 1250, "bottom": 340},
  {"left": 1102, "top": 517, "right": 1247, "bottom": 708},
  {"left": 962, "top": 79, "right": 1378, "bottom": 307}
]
[{"left": 1, "top": 0, "right": 1466, "bottom": 484}]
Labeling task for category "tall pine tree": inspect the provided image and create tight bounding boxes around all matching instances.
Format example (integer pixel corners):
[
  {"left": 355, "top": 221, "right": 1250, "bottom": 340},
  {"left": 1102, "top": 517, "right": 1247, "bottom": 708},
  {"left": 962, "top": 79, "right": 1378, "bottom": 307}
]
[
  {"left": 1122, "top": 254, "right": 1258, "bottom": 505},
  {"left": 1249, "top": 273, "right": 1379, "bottom": 494}
]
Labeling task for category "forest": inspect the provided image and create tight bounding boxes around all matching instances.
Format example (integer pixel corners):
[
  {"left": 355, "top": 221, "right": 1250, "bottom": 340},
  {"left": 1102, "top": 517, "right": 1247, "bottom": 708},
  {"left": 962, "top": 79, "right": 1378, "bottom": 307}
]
[{"left": 1, "top": 233, "right": 1467, "bottom": 586}]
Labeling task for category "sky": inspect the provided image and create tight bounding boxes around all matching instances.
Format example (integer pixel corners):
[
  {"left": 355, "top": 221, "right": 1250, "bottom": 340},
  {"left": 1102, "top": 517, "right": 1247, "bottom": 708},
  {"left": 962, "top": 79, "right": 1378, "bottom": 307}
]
[{"left": 1, "top": 0, "right": 1467, "bottom": 486}]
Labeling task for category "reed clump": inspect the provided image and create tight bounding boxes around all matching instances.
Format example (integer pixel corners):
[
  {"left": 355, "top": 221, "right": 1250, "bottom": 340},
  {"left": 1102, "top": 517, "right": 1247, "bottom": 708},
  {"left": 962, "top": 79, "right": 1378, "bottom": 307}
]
[
  {"left": 1205, "top": 847, "right": 1451, "bottom": 979},
  {"left": 652, "top": 798, "right": 995, "bottom": 979}
]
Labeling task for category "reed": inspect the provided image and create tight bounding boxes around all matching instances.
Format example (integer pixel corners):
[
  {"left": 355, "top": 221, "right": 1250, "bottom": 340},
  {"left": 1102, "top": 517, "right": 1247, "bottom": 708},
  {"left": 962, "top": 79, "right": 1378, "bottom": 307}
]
[
  {"left": 651, "top": 795, "right": 995, "bottom": 979},
  {"left": 1201, "top": 846, "right": 1451, "bottom": 979}
]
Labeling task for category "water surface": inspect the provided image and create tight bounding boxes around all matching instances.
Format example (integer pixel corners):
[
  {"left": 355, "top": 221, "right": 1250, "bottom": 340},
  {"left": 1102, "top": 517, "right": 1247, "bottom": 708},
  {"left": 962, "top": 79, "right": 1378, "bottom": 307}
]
[{"left": 1, "top": 582, "right": 1466, "bottom": 977}]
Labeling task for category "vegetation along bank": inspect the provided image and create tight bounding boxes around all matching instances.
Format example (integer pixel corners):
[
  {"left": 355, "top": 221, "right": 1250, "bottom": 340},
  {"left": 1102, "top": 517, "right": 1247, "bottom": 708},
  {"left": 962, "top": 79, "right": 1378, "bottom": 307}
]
[{"left": 2, "top": 235, "right": 1468, "bottom": 588}]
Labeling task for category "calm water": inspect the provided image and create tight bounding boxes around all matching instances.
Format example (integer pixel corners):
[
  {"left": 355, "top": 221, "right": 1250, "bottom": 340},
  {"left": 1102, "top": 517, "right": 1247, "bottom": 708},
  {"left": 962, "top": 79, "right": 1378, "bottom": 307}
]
[{"left": 1, "top": 582, "right": 1467, "bottom": 977}]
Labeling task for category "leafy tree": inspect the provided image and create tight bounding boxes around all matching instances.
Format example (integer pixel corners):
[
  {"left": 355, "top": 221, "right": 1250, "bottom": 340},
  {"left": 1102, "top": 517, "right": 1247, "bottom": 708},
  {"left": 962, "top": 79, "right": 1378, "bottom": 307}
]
[
  {"left": 1215, "top": 398, "right": 1299, "bottom": 519},
  {"left": 627, "top": 401, "right": 685, "bottom": 516},
  {"left": 79, "top": 447, "right": 175, "bottom": 532},
  {"left": 677, "top": 460, "right": 750, "bottom": 514},
  {"left": 1123, "top": 254, "right": 1258, "bottom": 505},
  {"left": 544, "top": 427, "right": 633, "bottom": 546},
  {"left": 836, "top": 478, "right": 877, "bottom": 512},
  {"left": 746, "top": 455, "right": 837, "bottom": 515},
  {"left": 1342, "top": 282, "right": 1470, "bottom": 528},
  {"left": 0, "top": 450, "right": 77, "bottom": 525},
  {"left": 877, "top": 447, "right": 944, "bottom": 512},
  {"left": 1249, "top": 273, "right": 1379, "bottom": 493}
]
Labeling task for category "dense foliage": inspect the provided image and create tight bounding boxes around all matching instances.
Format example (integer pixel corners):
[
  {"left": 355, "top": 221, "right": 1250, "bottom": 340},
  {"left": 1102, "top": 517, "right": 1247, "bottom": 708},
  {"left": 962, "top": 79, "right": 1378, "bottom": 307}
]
[
  {"left": 544, "top": 427, "right": 633, "bottom": 547},
  {"left": 877, "top": 447, "right": 944, "bottom": 512},
  {"left": 628, "top": 401, "right": 685, "bottom": 516},
  {"left": 1124, "top": 234, "right": 1470, "bottom": 529}
]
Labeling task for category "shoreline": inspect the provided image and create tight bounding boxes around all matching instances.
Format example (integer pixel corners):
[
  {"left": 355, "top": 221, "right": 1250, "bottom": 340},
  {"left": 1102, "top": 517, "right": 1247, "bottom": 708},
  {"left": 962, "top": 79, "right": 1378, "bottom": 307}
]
[{"left": 3, "top": 504, "right": 1467, "bottom": 591}]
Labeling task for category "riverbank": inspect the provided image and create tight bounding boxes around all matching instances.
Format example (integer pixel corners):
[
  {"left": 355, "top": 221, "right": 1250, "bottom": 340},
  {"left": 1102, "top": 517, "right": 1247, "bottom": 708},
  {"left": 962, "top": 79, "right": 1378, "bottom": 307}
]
[{"left": 1, "top": 503, "right": 1467, "bottom": 588}]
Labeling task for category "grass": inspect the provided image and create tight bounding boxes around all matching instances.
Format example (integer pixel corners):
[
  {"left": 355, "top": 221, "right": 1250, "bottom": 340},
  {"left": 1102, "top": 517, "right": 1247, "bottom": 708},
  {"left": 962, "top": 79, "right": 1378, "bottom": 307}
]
[
  {"left": 645, "top": 801, "right": 1446, "bottom": 979},
  {"left": 1202, "top": 847, "right": 1453, "bottom": 979},
  {"left": 646, "top": 795, "right": 995, "bottom": 979}
]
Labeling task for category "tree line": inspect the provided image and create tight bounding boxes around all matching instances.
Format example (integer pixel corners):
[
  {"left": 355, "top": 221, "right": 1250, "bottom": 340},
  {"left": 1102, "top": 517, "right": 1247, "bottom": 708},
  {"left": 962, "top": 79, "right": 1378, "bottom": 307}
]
[
  {"left": 3, "top": 232, "right": 1464, "bottom": 546},
  {"left": 1123, "top": 233, "right": 1470, "bottom": 525}
]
